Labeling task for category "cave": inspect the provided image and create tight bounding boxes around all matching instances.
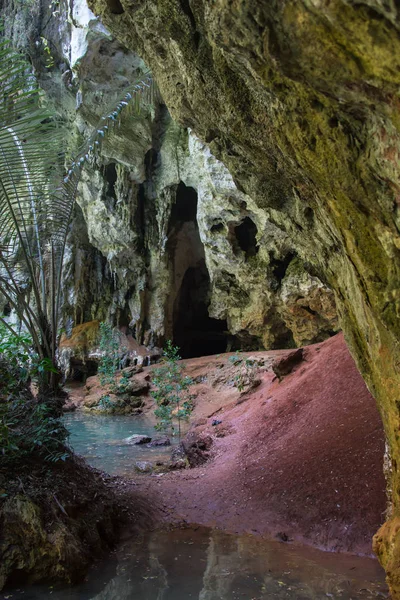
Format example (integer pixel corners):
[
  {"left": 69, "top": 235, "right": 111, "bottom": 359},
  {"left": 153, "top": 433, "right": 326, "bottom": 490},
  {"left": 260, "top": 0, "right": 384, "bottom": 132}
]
[
  {"left": 173, "top": 261, "right": 228, "bottom": 358},
  {"left": 170, "top": 181, "right": 198, "bottom": 223},
  {"left": 168, "top": 182, "right": 229, "bottom": 358},
  {"left": 105, "top": 0, "right": 124, "bottom": 14},
  {"left": 270, "top": 251, "right": 296, "bottom": 285},
  {"left": 68, "top": 358, "right": 98, "bottom": 382}
]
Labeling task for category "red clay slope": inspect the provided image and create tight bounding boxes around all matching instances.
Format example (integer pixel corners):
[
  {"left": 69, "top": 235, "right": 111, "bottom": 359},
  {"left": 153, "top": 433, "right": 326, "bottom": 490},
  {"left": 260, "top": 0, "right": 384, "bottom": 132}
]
[{"left": 135, "top": 333, "right": 386, "bottom": 555}]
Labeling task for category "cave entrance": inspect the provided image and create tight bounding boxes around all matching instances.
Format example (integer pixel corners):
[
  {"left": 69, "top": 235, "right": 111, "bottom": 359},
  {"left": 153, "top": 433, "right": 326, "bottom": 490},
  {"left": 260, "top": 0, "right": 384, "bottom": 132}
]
[
  {"left": 173, "top": 261, "right": 228, "bottom": 358},
  {"left": 168, "top": 182, "right": 228, "bottom": 358}
]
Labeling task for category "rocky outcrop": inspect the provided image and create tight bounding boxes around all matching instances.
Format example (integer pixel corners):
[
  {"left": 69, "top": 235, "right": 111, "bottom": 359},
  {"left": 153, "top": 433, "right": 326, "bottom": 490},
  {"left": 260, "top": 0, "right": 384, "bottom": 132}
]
[
  {"left": 77, "top": 365, "right": 150, "bottom": 414},
  {"left": 1, "top": 0, "right": 339, "bottom": 356},
  {"left": 81, "top": 0, "right": 400, "bottom": 592},
  {"left": 58, "top": 321, "right": 159, "bottom": 381}
]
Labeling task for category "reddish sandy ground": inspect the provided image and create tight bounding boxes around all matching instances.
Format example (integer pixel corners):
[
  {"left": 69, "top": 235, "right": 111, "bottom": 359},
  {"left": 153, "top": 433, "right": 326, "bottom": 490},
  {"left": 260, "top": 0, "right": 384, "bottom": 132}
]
[{"left": 126, "top": 333, "right": 386, "bottom": 556}]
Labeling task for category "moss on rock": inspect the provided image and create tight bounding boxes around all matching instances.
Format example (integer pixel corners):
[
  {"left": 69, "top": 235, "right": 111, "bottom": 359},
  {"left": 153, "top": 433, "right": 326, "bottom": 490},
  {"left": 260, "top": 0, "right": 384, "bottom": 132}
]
[{"left": 87, "top": 0, "right": 400, "bottom": 593}]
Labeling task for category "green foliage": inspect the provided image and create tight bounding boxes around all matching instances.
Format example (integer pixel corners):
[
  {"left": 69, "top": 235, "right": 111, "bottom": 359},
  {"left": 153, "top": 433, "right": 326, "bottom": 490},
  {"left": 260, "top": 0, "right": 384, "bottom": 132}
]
[
  {"left": 0, "top": 355, "right": 69, "bottom": 463},
  {"left": 98, "top": 394, "right": 113, "bottom": 410},
  {"left": 40, "top": 37, "right": 55, "bottom": 69},
  {"left": 98, "top": 322, "right": 123, "bottom": 388},
  {"left": 116, "top": 370, "right": 131, "bottom": 394},
  {"left": 151, "top": 341, "right": 194, "bottom": 440},
  {"left": 0, "top": 322, "right": 57, "bottom": 396},
  {"left": 229, "top": 353, "right": 260, "bottom": 392},
  {"left": 0, "top": 398, "right": 69, "bottom": 463},
  {"left": 0, "top": 324, "right": 66, "bottom": 462}
]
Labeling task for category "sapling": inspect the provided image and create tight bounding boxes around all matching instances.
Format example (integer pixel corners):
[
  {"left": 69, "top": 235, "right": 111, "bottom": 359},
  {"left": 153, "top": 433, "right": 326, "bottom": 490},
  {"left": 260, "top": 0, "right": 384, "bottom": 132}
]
[{"left": 151, "top": 340, "right": 194, "bottom": 440}]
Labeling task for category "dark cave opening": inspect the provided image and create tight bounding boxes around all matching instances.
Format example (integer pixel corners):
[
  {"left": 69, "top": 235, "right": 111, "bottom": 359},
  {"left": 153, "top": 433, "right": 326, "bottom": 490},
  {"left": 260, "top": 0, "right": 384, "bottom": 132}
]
[
  {"left": 170, "top": 181, "right": 198, "bottom": 224},
  {"left": 229, "top": 216, "right": 259, "bottom": 259},
  {"left": 173, "top": 262, "right": 229, "bottom": 358},
  {"left": 169, "top": 182, "right": 229, "bottom": 358},
  {"left": 68, "top": 359, "right": 98, "bottom": 383},
  {"left": 235, "top": 217, "right": 259, "bottom": 257},
  {"left": 105, "top": 0, "right": 124, "bottom": 14},
  {"left": 270, "top": 251, "right": 296, "bottom": 284},
  {"left": 103, "top": 162, "right": 117, "bottom": 208}
]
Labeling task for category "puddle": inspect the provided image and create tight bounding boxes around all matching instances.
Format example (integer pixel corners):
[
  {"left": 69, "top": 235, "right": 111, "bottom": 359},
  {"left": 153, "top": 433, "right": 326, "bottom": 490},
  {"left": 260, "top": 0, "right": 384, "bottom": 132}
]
[{"left": 6, "top": 526, "right": 388, "bottom": 599}]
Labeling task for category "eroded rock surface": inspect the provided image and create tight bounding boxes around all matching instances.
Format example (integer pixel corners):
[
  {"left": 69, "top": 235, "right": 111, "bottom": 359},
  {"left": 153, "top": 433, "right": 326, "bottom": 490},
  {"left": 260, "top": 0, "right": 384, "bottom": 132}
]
[
  {"left": 1, "top": 0, "right": 338, "bottom": 356},
  {"left": 84, "top": 0, "right": 400, "bottom": 592}
]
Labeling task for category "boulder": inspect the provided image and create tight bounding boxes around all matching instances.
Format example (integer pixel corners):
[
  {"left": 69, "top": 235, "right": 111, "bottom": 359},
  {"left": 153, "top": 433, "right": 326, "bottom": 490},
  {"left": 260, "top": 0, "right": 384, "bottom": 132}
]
[
  {"left": 134, "top": 461, "right": 153, "bottom": 473},
  {"left": 124, "top": 434, "right": 151, "bottom": 445},
  {"left": 122, "top": 366, "right": 144, "bottom": 379},
  {"left": 169, "top": 443, "right": 187, "bottom": 470},
  {"left": 124, "top": 380, "right": 149, "bottom": 397},
  {"left": 118, "top": 395, "right": 144, "bottom": 409},
  {"left": 183, "top": 433, "right": 213, "bottom": 467},
  {"left": 272, "top": 349, "right": 304, "bottom": 380},
  {"left": 148, "top": 436, "right": 171, "bottom": 447}
]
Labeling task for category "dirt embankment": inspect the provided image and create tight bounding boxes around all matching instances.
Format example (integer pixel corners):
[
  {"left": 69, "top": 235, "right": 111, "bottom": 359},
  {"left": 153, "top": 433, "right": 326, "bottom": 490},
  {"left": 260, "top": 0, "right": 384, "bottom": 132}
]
[
  {"left": 129, "top": 333, "right": 386, "bottom": 555},
  {"left": 0, "top": 454, "right": 151, "bottom": 591}
]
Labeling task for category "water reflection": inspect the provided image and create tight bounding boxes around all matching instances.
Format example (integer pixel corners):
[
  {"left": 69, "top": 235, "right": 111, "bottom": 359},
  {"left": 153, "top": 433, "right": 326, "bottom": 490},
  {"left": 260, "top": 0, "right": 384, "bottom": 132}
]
[{"left": 14, "top": 527, "right": 388, "bottom": 600}]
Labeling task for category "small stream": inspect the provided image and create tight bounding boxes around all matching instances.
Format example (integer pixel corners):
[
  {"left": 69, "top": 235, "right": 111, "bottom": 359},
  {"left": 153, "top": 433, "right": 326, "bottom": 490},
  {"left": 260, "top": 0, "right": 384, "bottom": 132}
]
[
  {"left": 13, "top": 412, "right": 386, "bottom": 599},
  {"left": 63, "top": 412, "right": 177, "bottom": 476}
]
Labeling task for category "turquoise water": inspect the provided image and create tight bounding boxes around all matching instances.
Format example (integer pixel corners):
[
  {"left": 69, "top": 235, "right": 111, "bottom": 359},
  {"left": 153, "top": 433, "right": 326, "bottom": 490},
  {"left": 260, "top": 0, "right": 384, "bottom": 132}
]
[
  {"left": 5, "top": 526, "right": 388, "bottom": 599},
  {"left": 3, "top": 415, "right": 388, "bottom": 599},
  {"left": 63, "top": 412, "right": 176, "bottom": 476}
]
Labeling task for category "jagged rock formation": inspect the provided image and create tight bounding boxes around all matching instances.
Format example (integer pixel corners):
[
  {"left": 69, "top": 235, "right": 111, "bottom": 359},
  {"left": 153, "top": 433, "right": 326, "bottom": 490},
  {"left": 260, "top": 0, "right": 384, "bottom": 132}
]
[
  {"left": 1, "top": 0, "right": 338, "bottom": 359},
  {"left": 62, "top": 0, "right": 400, "bottom": 593}
]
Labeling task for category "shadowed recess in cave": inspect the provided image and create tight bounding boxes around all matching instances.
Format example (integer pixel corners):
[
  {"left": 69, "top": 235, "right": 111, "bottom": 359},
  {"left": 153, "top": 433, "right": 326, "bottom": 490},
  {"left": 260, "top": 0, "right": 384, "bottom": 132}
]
[
  {"left": 234, "top": 216, "right": 259, "bottom": 258},
  {"left": 105, "top": 0, "right": 124, "bottom": 14},
  {"left": 168, "top": 182, "right": 229, "bottom": 358},
  {"left": 68, "top": 359, "right": 98, "bottom": 382},
  {"left": 102, "top": 162, "right": 118, "bottom": 209},
  {"left": 270, "top": 251, "right": 296, "bottom": 285},
  {"left": 174, "top": 262, "right": 228, "bottom": 358}
]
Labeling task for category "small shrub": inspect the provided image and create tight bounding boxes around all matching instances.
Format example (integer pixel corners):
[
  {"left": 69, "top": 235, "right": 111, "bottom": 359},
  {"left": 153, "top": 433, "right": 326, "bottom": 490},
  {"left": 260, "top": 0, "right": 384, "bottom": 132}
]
[
  {"left": 116, "top": 371, "right": 131, "bottom": 394},
  {"left": 0, "top": 326, "right": 68, "bottom": 463},
  {"left": 98, "top": 394, "right": 114, "bottom": 411},
  {"left": 98, "top": 322, "right": 124, "bottom": 389},
  {"left": 0, "top": 372, "right": 69, "bottom": 463},
  {"left": 151, "top": 341, "right": 194, "bottom": 440},
  {"left": 0, "top": 323, "right": 57, "bottom": 397}
]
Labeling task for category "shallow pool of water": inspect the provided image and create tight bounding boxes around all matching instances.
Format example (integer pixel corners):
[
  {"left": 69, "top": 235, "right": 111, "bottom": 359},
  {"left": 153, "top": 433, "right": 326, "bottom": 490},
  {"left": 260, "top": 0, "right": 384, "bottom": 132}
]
[
  {"left": 5, "top": 526, "right": 388, "bottom": 600},
  {"left": 63, "top": 412, "right": 176, "bottom": 477}
]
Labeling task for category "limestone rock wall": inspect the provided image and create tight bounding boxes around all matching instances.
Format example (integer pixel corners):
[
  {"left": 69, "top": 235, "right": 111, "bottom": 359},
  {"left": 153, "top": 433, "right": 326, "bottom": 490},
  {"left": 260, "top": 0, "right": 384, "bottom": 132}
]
[
  {"left": 83, "top": 0, "right": 400, "bottom": 592},
  {"left": 1, "top": 0, "right": 338, "bottom": 354}
]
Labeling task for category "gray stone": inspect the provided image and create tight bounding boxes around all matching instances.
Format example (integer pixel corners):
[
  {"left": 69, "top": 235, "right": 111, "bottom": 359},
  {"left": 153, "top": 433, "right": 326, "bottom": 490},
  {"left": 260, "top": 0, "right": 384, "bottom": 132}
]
[
  {"left": 124, "top": 434, "right": 151, "bottom": 445},
  {"left": 148, "top": 436, "right": 171, "bottom": 447},
  {"left": 134, "top": 461, "right": 153, "bottom": 473}
]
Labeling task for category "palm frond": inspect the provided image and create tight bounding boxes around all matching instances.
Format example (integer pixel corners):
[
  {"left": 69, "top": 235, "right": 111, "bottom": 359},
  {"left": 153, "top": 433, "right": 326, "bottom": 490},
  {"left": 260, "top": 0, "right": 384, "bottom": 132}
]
[{"left": 0, "top": 35, "right": 158, "bottom": 391}]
